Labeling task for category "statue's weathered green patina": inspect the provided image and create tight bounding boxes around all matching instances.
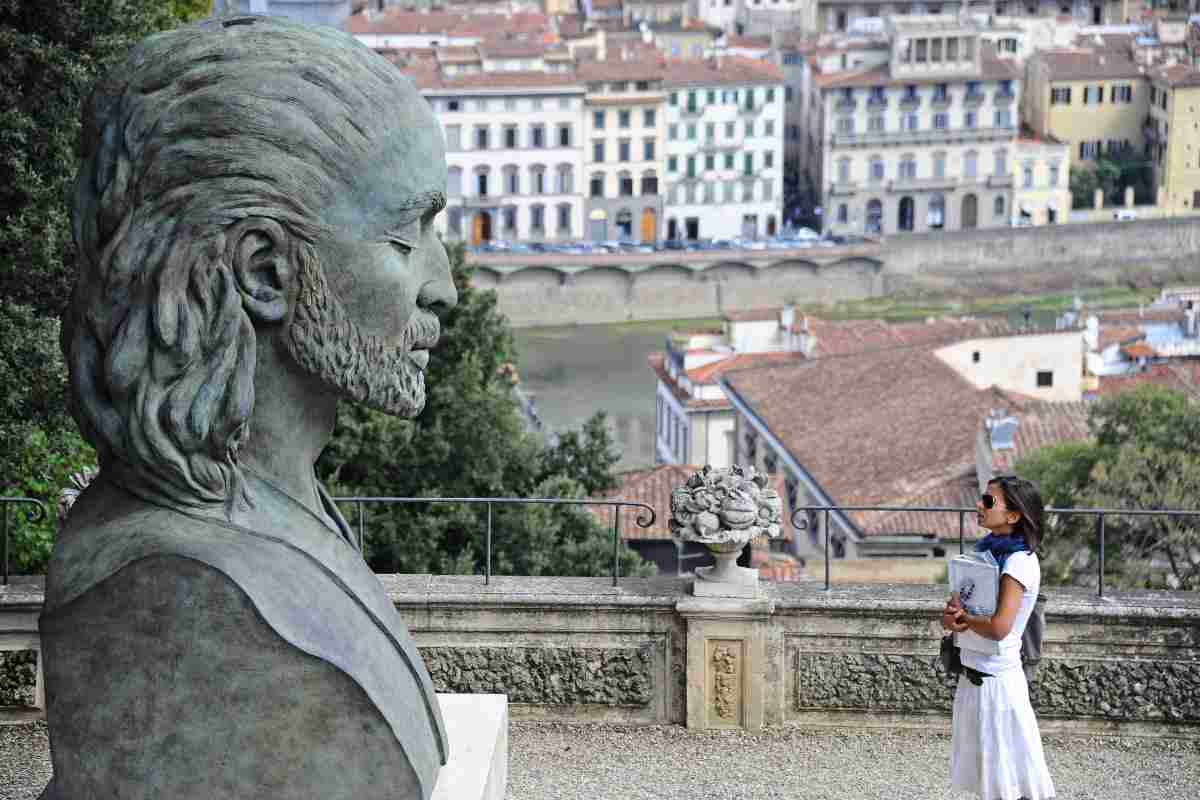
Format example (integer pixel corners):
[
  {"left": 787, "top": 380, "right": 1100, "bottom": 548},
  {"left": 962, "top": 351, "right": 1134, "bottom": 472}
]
[{"left": 42, "top": 14, "right": 455, "bottom": 799}]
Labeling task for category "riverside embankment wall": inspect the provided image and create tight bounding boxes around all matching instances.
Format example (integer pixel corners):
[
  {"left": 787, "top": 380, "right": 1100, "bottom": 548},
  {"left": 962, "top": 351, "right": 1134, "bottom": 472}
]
[{"left": 476, "top": 218, "right": 1200, "bottom": 327}]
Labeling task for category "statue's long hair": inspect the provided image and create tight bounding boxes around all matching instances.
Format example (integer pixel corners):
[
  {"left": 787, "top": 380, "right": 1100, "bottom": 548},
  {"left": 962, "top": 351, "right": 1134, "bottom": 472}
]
[{"left": 64, "top": 15, "right": 416, "bottom": 510}]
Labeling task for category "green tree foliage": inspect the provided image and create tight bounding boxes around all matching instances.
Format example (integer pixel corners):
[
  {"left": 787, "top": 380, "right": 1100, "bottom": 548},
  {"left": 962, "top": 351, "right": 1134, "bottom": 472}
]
[
  {"left": 317, "top": 244, "right": 654, "bottom": 579},
  {"left": 1068, "top": 152, "right": 1154, "bottom": 211},
  {"left": 1016, "top": 385, "right": 1200, "bottom": 590},
  {"left": 1, "top": 2, "right": 209, "bottom": 574},
  {"left": 0, "top": 305, "right": 95, "bottom": 573}
]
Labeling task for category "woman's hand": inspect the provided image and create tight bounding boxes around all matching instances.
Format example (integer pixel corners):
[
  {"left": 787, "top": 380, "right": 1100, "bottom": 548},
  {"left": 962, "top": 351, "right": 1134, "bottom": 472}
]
[{"left": 942, "top": 592, "right": 965, "bottom": 631}]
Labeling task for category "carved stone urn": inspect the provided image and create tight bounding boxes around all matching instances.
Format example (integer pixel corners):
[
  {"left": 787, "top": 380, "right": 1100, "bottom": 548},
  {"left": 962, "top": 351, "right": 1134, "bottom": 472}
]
[{"left": 669, "top": 465, "right": 784, "bottom": 598}]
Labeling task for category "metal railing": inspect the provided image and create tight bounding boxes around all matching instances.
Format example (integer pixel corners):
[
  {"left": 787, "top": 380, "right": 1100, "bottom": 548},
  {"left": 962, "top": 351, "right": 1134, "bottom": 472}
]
[
  {"left": 1, "top": 497, "right": 49, "bottom": 586},
  {"left": 791, "top": 504, "right": 1200, "bottom": 597},
  {"left": 0, "top": 495, "right": 654, "bottom": 588},
  {"left": 332, "top": 496, "right": 655, "bottom": 586}
]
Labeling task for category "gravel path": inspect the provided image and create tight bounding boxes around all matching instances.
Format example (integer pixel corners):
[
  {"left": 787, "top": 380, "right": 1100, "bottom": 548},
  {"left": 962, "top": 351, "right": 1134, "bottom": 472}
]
[{"left": 3, "top": 720, "right": 1197, "bottom": 799}]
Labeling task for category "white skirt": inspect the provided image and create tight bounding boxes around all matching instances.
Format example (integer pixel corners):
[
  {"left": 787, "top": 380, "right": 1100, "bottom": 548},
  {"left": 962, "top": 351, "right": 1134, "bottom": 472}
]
[{"left": 950, "top": 669, "right": 1056, "bottom": 800}]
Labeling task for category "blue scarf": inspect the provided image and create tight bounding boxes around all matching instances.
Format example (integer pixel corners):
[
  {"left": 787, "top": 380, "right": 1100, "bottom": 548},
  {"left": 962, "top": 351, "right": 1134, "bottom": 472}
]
[{"left": 975, "top": 533, "right": 1028, "bottom": 571}]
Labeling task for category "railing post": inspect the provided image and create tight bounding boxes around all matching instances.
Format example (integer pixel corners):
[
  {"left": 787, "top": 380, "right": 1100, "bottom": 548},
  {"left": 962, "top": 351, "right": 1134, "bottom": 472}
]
[
  {"left": 356, "top": 500, "right": 365, "bottom": 553},
  {"left": 2, "top": 502, "right": 8, "bottom": 587},
  {"left": 612, "top": 505, "right": 621, "bottom": 588},
  {"left": 823, "top": 508, "right": 831, "bottom": 591},
  {"left": 1097, "top": 512, "right": 1106, "bottom": 599},
  {"left": 958, "top": 510, "right": 965, "bottom": 556},
  {"left": 485, "top": 502, "right": 493, "bottom": 586}
]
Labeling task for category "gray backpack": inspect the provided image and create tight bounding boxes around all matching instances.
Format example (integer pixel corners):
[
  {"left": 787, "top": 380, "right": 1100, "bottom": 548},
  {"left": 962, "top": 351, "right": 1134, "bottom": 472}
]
[{"left": 1020, "top": 593, "right": 1047, "bottom": 682}]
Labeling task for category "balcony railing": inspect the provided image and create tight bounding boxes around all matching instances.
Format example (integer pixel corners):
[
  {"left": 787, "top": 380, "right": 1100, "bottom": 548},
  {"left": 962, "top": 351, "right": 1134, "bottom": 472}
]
[
  {"left": 931, "top": 94, "right": 952, "bottom": 109},
  {"left": 964, "top": 91, "right": 986, "bottom": 106},
  {"left": 0, "top": 497, "right": 48, "bottom": 585},
  {"left": 866, "top": 96, "right": 888, "bottom": 109},
  {"left": 899, "top": 95, "right": 921, "bottom": 110},
  {"left": 830, "top": 126, "right": 1014, "bottom": 149},
  {"left": 987, "top": 174, "right": 1014, "bottom": 188},
  {"left": 793, "top": 504, "right": 1200, "bottom": 597},
  {"left": 993, "top": 90, "right": 1016, "bottom": 105},
  {"left": 0, "top": 494, "right": 655, "bottom": 588},
  {"left": 834, "top": 98, "right": 857, "bottom": 112}
]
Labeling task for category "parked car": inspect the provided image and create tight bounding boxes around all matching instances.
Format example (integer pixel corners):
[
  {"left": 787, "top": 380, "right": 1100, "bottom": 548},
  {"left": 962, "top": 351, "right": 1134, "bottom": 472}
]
[
  {"left": 793, "top": 227, "right": 821, "bottom": 241},
  {"left": 662, "top": 239, "right": 687, "bottom": 251},
  {"left": 1113, "top": 209, "right": 1137, "bottom": 221}
]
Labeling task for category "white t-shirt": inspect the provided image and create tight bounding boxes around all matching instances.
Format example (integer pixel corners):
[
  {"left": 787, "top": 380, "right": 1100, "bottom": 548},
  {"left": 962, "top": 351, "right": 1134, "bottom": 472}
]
[{"left": 958, "top": 550, "right": 1040, "bottom": 675}]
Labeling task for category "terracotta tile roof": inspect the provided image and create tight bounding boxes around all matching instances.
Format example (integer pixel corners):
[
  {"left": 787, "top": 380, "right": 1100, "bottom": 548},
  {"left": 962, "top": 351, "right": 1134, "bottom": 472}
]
[
  {"left": 988, "top": 402, "right": 1091, "bottom": 474},
  {"left": 1094, "top": 362, "right": 1200, "bottom": 400},
  {"left": 593, "top": 464, "right": 793, "bottom": 542},
  {"left": 1154, "top": 63, "right": 1200, "bottom": 88},
  {"left": 802, "top": 317, "right": 1006, "bottom": 358},
  {"left": 756, "top": 554, "right": 809, "bottom": 583},
  {"left": 1032, "top": 47, "right": 1145, "bottom": 82},
  {"left": 576, "top": 58, "right": 665, "bottom": 82},
  {"left": 345, "top": 9, "right": 550, "bottom": 37},
  {"left": 415, "top": 70, "right": 584, "bottom": 91},
  {"left": 648, "top": 353, "right": 733, "bottom": 411},
  {"left": 1096, "top": 324, "right": 1143, "bottom": 350},
  {"left": 1121, "top": 342, "right": 1158, "bottom": 359},
  {"left": 728, "top": 36, "right": 771, "bottom": 50},
  {"left": 591, "top": 0, "right": 622, "bottom": 9},
  {"left": 853, "top": 470, "right": 981, "bottom": 538},
  {"left": 721, "top": 346, "right": 1003, "bottom": 521},
  {"left": 686, "top": 351, "right": 807, "bottom": 384},
  {"left": 480, "top": 39, "right": 548, "bottom": 58},
  {"left": 661, "top": 55, "right": 784, "bottom": 87}
]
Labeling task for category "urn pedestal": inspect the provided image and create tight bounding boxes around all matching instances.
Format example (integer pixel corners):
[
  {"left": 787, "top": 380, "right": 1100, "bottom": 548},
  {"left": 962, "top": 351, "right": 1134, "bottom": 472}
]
[{"left": 694, "top": 540, "right": 761, "bottom": 598}]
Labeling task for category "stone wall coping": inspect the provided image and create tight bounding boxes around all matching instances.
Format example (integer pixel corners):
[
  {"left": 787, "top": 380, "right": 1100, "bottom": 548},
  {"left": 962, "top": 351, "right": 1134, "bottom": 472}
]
[{"left": 6, "top": 574, "right": 1200, "bottom": 622}]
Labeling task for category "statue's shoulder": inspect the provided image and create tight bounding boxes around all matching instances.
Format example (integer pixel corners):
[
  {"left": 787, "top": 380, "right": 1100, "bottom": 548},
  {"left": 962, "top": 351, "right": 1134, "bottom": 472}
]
[{"left": 45, "top": 479, "right": 262, "bottom": 612}]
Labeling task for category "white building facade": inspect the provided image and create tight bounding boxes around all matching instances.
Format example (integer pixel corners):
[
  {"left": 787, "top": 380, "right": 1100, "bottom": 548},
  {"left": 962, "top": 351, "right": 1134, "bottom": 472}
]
[
  {"left": 662, "top": 58, "right": 787, "bottom": 240},
  {"left": 421, "top": 78, "right": 587, "bottom": 244}
]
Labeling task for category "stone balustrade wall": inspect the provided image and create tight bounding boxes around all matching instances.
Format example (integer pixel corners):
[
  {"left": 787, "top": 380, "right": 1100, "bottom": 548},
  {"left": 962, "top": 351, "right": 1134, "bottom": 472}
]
[{"left": 3, "top": 575, "right": 1198, "bottom": 735}]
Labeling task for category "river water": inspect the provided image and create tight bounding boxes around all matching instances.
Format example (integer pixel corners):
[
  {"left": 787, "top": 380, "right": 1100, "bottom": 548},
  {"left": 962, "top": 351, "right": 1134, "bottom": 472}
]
[{"left": 513, "top": 322, "right": 683, "bottom": 470}]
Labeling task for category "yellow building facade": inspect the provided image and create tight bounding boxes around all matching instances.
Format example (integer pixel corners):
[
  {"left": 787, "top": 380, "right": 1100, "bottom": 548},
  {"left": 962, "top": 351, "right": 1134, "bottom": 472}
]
[
  {"left": 1023, "top": 47, "right": 1148, "bottom": 166},
  {"left": 1148, "top": 66, "right": 1200, "bottom": 215},
  {"left": 577, "top": 60, "right": 669, "bottom": 242}
]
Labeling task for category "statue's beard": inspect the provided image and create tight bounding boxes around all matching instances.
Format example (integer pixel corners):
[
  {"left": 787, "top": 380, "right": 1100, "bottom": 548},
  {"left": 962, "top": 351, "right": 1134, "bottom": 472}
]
[{"left": 284, "top": 246, "right": 427, "bottom": 418}]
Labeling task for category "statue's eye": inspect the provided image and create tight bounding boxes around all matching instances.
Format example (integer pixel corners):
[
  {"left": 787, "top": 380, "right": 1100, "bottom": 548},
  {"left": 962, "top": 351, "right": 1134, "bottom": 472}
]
[{"left": 387, "top": 236, "right": 416, "bottom": 254}]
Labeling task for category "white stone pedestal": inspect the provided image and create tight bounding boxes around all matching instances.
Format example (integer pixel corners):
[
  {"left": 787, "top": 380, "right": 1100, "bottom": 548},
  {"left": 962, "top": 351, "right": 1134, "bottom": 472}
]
[{"left": 431, "top": 694, "right": 508, "bottom": 800}]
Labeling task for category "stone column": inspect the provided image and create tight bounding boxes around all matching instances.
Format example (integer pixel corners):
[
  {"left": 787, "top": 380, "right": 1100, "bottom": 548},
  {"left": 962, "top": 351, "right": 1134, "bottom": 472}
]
[{"left": 676, "top": 597, "right": 775, "bottom": 730}]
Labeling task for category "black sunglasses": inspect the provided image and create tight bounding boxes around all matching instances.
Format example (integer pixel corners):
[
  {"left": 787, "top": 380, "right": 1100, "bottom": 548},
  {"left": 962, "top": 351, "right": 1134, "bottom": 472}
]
[{"left": 980, "top": 493, "right": 997, "bottom": 509}]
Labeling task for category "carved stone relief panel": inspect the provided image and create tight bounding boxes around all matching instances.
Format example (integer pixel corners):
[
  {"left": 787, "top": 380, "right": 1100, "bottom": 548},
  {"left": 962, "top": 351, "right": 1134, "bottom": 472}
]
[{"left": 707, "top": 638, "right": 745, "bottom": 728}]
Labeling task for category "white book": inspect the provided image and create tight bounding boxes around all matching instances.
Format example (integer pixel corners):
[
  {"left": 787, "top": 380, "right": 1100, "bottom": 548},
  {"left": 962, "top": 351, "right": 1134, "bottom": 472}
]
[{"left": 948, "top": 552, "right": 1001, "bottom": 656}]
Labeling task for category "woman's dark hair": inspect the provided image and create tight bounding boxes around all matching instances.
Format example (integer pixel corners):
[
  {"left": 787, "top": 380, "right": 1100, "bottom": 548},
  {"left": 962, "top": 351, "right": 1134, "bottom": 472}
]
[{"left": 988, "top": 474, "right": 1046, "bottom": 551}]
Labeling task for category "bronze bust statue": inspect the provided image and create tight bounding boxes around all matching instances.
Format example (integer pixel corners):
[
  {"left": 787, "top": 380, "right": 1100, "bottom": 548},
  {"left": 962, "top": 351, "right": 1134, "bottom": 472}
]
[{"left": 41, "top": 15, "right": 454, "bottom": 799}]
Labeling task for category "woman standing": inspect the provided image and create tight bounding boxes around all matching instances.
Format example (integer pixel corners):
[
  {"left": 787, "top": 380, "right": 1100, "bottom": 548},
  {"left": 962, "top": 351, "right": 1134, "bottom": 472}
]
[{"left": 943, "top": 474, "right": 1056, "bottom": 800}]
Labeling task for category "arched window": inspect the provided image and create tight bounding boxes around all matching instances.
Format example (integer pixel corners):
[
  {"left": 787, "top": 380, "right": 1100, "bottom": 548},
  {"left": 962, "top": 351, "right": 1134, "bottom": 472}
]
[
  {"left": 530, "top": 165, "right": 547, "bottom": 195},
  {"left": 928, "top": 193, "right": 945, "bottom": 229},
  {"left": 502, "top": 165, "right": 519, "bottom": 195},
  {"left": 994, "top": 195, "right": 1006, "bottom": 218},
  {"left": 641, "top": 170, "right": 659, "bottom": 195},
  {"left": 898, "top": 196, "right": 914, "bottom": 231},
  {"left": 618, "top": 171, "right": 634, "bottom": 197},
  {"left": 616, "top": 208, "right": 634, "bottom": 239},
  {"left": 448, "top": 167, "right": 463, "bottom": 197},
  {"left": 556, "top": 164, "right": 574, "bottom": 194},
  {"left": 866, "top": 198, "right": 883, "bottom": 234}
]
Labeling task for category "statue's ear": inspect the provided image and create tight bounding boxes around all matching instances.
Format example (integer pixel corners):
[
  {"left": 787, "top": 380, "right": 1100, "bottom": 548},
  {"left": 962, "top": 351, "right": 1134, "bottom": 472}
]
[{"left": 227, "top": 217, "right": 294, "bottom": 323}]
